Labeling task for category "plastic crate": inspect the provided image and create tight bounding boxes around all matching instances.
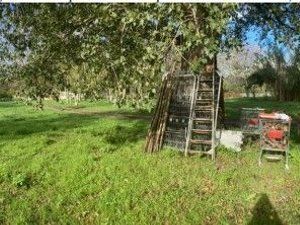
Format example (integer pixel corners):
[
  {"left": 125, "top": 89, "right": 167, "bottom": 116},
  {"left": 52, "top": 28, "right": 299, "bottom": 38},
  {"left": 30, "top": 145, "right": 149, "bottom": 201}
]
[{"left": 241, "top": 108, "right": 265, "bottom": 135}]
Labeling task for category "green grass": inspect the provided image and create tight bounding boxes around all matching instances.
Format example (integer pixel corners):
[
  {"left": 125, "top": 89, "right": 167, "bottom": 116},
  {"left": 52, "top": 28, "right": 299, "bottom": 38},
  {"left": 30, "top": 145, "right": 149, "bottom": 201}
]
[{"left": 1, "top": 99, "right": 300, "bottom": 224}]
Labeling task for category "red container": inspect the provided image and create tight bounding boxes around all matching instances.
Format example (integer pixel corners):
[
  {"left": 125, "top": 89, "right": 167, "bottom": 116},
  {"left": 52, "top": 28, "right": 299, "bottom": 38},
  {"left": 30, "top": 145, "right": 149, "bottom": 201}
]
[{"left": 267, "top": 129, "right": 284, "bottom": 140}]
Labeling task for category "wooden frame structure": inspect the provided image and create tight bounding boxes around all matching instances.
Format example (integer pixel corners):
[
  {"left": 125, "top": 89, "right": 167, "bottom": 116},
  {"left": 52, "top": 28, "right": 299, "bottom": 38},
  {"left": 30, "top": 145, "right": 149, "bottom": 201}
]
[
  {"left": 162, "top": 61, "right": 223, "bottom": 159},
  {"left": 163, "top": 74, "right": 196, "bottom": 150}
]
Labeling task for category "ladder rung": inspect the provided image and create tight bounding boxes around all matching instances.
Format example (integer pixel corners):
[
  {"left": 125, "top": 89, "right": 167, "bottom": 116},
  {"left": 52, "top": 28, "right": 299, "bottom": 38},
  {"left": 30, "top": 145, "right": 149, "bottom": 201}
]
[
  {"left": 194, "top": 118, "right": 212, "bottom": 122},
  {"left": 264, "top": 154, "right": 283, "bottom": 161},
  {"left": 195, "top": 106, "right": 213, "bottom": 109},
  {"left": 195, "top": 107, "right": 213, "bottom": 111},
  {"left": 197, "top": 99, "right": 212, "bottom": 101},
  {"left": 202, "top": 149, "right": 214, "bottom": 155},
  {"left": 195, "top": 114, "right": 212, "bottom": 117},
  {"left": 195, "top": 108, "right": 212, "bottom": 111},
  {"left": 192, "top": 129, "right": 212, "bottom": 134},
  {"left": 198, "top": 89, "right": 213, "bottom": 92},
  {"left": 190, "top": 139, "right": 212, "bottom": 145}
]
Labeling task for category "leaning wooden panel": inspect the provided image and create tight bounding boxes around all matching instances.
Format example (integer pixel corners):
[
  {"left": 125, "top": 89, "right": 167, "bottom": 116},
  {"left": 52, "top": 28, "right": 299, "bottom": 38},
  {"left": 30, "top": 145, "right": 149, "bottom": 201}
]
[
  {"left": 144, "top": 70, "right": 177, "bottom": 153},
  {"left": 163, "top": 74, "right": 196, "bottom": 151}
]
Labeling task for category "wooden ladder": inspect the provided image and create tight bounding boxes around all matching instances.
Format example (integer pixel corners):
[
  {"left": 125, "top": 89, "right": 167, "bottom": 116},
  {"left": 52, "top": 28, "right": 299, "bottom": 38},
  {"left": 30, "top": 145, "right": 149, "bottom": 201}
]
[{"left": 185, "top": 68, "right": 219, "bottom": 159}]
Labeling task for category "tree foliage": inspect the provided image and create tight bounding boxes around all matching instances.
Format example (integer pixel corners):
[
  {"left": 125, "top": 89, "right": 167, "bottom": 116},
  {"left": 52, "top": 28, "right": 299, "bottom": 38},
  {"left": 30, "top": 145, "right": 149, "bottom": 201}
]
[
  {"left": 218, "top": 45, "right": 264, "bottom": 97},
  {"left": 228, "top": 3, "right": 300, "bottom": 46},
  {"left": 1, "top": 3, "right": 299, "bottom": 108},
  {"left": 247, "top": 46, "right": 300, "bottom": 101},
  {"left": 0, "top": 4, "right": 236, "bottom": 108}
]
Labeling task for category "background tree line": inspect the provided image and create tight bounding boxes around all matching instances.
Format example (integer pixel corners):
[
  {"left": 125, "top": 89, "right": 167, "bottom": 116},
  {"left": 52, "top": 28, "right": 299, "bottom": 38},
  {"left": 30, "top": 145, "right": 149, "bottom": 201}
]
[{"left": 219, "top": 44, "right": 300, "bottom": 101}]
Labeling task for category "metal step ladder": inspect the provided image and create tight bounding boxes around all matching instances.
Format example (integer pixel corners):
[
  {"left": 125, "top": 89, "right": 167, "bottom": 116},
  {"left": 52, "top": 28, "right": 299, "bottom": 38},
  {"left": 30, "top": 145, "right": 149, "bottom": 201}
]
[{"left": 184, "top": 66, "right": 221, "bottom": 160}]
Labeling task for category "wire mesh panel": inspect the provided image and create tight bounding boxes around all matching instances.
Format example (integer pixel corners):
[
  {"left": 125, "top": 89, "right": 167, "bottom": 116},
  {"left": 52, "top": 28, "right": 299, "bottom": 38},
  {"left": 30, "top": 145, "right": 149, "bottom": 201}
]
[
  {"left": 259, "top": 118, "right": 291, "bottom": 151},
  {"left": 241, "top": 108, "right": 265, "bottom": 135},
  {"left": 163, "top": 74, "right": 196, "bottom": 150},
  {"left": 258, "top": 113, "right": 291, "bottom": 169}
]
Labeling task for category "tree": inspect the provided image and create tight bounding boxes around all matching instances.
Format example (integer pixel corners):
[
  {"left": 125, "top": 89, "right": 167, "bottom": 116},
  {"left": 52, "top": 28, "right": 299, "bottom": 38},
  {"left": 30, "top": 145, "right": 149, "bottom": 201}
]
[
  {"left": 227, "top": 4, "right": 300, "bottom": 47},
  {"left": 144, "top": 4, "right": 236, "bottom": 152},
  {"left": 0, "top": 4, "right": 237, "bottom": 110},
  {"left": 218, "top": 45, "right": 264, "bottom": 97},
  {"left": 247, "top": 45, "right": 300, "bottom": 101},
  {"left": 1, "top": 3, "right": 300, "bottom": 108}
]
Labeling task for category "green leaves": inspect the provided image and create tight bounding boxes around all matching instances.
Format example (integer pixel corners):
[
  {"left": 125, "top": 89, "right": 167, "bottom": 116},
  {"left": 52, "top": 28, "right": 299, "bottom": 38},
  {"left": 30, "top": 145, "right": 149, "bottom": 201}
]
[
  {"left": 228, "top": 4, "right": 300, "bottom": 47},
  {"left": 1, "top": 4, "right": 235, "bottom": 109}
]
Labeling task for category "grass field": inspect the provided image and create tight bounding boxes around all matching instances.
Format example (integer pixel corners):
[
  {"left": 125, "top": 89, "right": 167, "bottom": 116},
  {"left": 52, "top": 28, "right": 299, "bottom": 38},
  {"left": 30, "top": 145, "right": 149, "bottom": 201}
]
[
  {"left": 1, "top": 98, "right": 300, "bottom": 224},
  {"left": 225, "top": 97, "right": 300, "bottom": 121}
]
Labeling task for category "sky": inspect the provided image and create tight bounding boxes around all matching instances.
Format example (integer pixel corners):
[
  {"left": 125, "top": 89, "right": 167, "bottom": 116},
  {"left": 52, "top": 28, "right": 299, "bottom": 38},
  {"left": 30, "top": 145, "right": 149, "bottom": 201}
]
[{"left": 245, "top": 26, "right": 293, "bottom": 63}]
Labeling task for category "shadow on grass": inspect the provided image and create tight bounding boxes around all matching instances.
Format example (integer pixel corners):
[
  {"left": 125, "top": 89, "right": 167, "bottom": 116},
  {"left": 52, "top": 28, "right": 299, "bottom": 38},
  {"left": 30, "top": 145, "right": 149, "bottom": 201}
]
[
  {"left": 0, "top": 110, "right": 150, "bottom": 143},
  {"left": 88, "top": 122, "right": 149, "bottom": 155},
  {"left": 65, "top": 110, "right": 152, "bottom": 120},
  {"left": 0, "top": 114, "right": 94, "bottom": 138},
  {"left": 0, "top": 101, "right": 23, "bottom": 109},
  {"left": 104, "top": 123, "right": 147, "bottom": 144},
  {"left": 248, "top": 193, "right": 283, "bottom": 225}
]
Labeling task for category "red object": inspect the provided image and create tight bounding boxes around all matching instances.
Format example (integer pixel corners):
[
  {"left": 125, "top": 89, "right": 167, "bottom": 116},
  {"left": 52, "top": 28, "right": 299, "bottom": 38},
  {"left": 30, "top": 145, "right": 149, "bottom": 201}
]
[
  {"left": 267, "top": 130, "right": 284, "bottom": 140},
  {"left": 248, "top": 118, "right": 259, "bottom": 126}
]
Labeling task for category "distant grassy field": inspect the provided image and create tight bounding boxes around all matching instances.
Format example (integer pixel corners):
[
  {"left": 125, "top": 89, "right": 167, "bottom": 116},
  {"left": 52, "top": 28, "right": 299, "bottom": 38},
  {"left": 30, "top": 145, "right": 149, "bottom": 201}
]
[
  {"left": 225, "top": 97, "right": 300, "bottom": 121},
  {"left": 1, "top": 99, "right": 300, "bottom": 224}
]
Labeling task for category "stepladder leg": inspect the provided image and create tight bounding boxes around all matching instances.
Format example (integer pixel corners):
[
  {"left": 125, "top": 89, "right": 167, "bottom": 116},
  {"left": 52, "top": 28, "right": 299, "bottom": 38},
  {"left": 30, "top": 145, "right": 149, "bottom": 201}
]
[
  {"left": 258, "top": 149, "right": 263, "bottom": 167},
  {"left": 285, "top": 164, "right": 289, "bottom": 170},
  {"left": 184, "top": 149, "right": 189, "bottom": 157},
  {"left": 285, "top": 151, "right": 289, "bottom": 170},
  {"left": 212, "top": 149, "right": 215, "bottom": 160}
]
